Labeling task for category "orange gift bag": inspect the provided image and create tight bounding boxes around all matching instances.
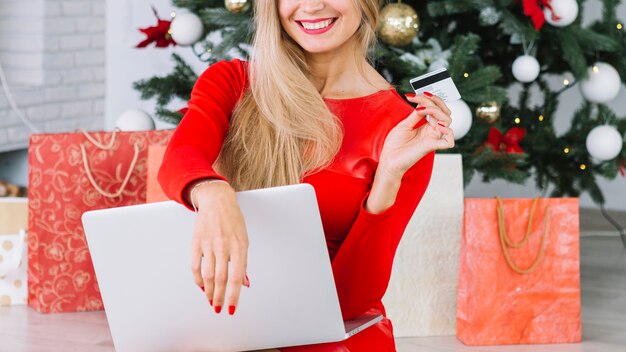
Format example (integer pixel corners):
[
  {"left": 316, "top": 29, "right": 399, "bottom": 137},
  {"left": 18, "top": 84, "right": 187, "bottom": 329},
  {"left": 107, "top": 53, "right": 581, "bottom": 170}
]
[
  {"left": 27, "top": 129, "right": 173, "bottom": 313},
  {"left": 146, "top": 145, "right": 169, "bottom": 203},
  {"left": 456, "top": 197, "right": 581, "bottom": 345}
]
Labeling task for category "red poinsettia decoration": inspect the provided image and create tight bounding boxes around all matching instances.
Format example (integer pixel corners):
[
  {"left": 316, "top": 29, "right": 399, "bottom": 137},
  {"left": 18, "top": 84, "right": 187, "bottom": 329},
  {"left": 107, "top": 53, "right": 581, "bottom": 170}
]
[
  {"left": 522, "top": 0, "right": 560, "bottom": 30},
  {"left": 136, "top": 6, "right": 176, "bottom": 48},
  {"left": 485, "top": 127, "right": 527, "bottom": 153}
]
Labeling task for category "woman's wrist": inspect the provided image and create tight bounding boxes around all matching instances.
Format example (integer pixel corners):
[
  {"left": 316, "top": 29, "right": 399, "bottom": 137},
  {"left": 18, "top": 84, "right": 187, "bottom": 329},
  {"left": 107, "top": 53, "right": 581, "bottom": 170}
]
[
  {"left": 365, "top": 164, "right": 404, "bottom": 214},
  {"left": 186, "top": 178, "right": 232, "bottom": 212},
  {"left": 378, "top": 148, "right": 427, "bottom": 177}
]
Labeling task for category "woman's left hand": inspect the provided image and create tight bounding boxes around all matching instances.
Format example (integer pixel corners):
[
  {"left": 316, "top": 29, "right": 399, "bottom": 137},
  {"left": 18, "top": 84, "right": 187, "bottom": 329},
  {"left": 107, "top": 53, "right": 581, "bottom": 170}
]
[{"left": 378, "top": 93, "right": 455, "bottom": 176}]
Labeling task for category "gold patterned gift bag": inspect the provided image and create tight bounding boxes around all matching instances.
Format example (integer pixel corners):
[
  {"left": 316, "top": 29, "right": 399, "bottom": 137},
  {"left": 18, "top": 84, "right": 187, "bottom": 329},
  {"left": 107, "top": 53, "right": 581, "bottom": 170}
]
[
  {"left": 0, "top": 197, "right": 28, "bottom": 306},
  {"left": 28, "top": 129, "right": 173, "bottom": 313}
]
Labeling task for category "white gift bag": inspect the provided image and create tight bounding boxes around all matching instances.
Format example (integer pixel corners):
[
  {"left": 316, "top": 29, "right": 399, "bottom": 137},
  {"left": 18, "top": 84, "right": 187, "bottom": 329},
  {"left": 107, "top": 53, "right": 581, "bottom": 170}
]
[
  {"left": 0, "top": 197, "right": 28, "bottom": 306},
  {"left": 382, "top": 154, "right": 463, "bottom": 337}
]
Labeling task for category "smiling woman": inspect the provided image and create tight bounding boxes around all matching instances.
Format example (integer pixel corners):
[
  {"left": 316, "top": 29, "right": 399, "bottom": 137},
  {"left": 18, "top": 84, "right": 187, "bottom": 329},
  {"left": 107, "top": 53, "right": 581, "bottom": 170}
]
[
  {"left": 297, "top": 18, "right": 337, "bottom": 34},
  {"left": 158, "top": 0, "right": 454, "bottom": 351},
  {"left": 278, "top": 0, "right": 362, "bottom": 53}
]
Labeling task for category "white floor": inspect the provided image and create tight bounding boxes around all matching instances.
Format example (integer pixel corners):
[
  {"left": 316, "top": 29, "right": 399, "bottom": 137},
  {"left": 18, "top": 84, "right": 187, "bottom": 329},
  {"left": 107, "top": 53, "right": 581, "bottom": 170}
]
[{"left": 1, "top": 236, "right": 625, "bottom": 351}]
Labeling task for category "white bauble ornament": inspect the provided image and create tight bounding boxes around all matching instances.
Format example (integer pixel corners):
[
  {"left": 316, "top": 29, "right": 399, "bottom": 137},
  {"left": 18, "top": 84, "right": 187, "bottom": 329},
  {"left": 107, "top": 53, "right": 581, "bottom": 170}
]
[
  {"left": 448, "top": 99, "right": 472, "bottom": 140},
  {"left": 115, "top": 109, "right": 155, "bottom": 131},
  {"left": 544, "top": 0, "right": 579, "bottom": 27},
  {"left": 170, "top": 12, "right": 204, "bottom": 46},
  {"left": 586, "top": 125, "right": 623, "bottom": 161},
  {"left": 580, "top": 62, "right": 622, "bottom": 103},
  {"left": 512, "top": 55, "right": 540, "bottom": 83}
]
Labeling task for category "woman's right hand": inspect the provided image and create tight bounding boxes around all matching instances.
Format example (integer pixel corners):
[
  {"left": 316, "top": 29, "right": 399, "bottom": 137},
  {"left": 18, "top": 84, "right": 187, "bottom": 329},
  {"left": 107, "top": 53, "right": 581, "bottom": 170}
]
[{"left": 189, "top": 180, "right": 250, "bottom": 315}]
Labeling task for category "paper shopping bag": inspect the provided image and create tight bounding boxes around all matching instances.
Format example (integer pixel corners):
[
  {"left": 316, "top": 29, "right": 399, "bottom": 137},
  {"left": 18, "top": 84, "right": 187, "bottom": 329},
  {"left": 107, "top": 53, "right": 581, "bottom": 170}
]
[
  {"left": 27, "top": 129, "right": 173, "bottom": 313},
  {"left": 146, "top": 145, "right": 169, "bottom": 203},
  {"left": 0, "top": 197, "right": 28, "bottom": 306},
  {"left": 382, "top": 154, "right": 463, "bottom": 337},
  {"left": 456, "top": 197, "right": 581, "bottom": 345}
]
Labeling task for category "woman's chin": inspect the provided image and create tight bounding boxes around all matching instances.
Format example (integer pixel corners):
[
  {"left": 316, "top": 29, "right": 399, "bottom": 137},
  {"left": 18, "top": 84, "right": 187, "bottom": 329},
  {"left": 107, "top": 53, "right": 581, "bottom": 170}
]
[{"left": 300, "top": 43, "right": 337, "bottom": 55}]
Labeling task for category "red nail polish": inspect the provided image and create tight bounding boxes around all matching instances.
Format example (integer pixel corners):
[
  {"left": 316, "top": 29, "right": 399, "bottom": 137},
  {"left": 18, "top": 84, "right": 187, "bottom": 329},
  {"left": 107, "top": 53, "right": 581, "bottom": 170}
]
[
  {"left": 244, "top": 274, "right": 251, "bottom": 288},
  {"left": 423, "top": 91, "right": 433, "bottom": 97},
  {"left": 215, "top": 305, "right": 222, "bottom": 314},
  {"left": 228, "top": 305, "right": 236, "bottom": 315},
  {"left": 415, "top": 106, "right": 426, "bottom": 111},
  {"left": 404, "top": 93, "right": 416, "bottom": 98},
  {"left": 438, "top": 123, "right": 445, "bottom": 127},
  {"left": 209, "top": 300, "right": 213, "bottom": 306}
]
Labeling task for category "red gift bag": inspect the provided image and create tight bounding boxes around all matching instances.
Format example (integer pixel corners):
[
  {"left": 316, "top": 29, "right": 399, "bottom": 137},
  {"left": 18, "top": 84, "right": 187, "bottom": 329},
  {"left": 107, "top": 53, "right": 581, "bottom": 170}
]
[
  {"left": 146, "top": 145, "right": 169, "bottom": 203},
  {"left": 456, "top": 197, "right": 581, "bottom": 345},
  {"left": 27, "top": 129, "right": 173, "bottom": 313}
]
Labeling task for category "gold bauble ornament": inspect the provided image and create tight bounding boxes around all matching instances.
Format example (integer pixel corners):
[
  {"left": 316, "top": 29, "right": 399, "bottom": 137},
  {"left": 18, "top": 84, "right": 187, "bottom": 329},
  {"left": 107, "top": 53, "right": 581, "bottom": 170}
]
[
  {"left": 377, "top": 2, "right": 419, "bottom": 47},
  {"left": 225, "top": 0, "right": 250, "bottom": 14},
  {"left": 475, "top": 101, "right": 501, "bottom": 123}
]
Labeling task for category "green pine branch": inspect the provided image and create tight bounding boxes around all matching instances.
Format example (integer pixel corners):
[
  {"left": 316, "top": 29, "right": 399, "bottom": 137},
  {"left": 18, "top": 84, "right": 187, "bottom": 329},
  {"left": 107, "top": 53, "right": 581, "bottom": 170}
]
[{"left": 133, "top": 53, "right": 198, "bottom": 122}]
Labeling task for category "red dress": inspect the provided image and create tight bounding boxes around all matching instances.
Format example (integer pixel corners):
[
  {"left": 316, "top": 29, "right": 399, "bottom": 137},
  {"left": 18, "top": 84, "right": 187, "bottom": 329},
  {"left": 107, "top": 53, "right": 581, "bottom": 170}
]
[{"left": 158, "top": 59, "right": 434, "bottom": 351}]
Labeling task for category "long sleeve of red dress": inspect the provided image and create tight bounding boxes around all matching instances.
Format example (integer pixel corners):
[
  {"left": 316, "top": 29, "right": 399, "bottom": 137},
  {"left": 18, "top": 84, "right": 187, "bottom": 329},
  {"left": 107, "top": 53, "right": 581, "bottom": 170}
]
[{"left": 158, "top": 59, "right": 434, "bottom": 351}]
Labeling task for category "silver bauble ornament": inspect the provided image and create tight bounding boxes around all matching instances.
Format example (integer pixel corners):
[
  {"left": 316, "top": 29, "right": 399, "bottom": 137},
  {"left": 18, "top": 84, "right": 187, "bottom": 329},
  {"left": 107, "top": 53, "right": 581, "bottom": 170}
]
[
  {"left": 580, "top": 62, "right": 622, "bottom": 103},
  {"left": 115, "top": 109, "right": 155, "bottom": 131},
  {"left": 448, "top": 99, "right": 473, "bottom": 140},
  {"left": 479, "top": 7, "right": 502, "bottom": 26},
  {"left": 512, "top": 55, "right": 540, "bottom": 83},
  {"left": 586, "top": 125, "right": 623, "bottom": 161},
  {"left": 377, "top": 3, "right": 419, "bottom": 47},
  {"left": 170, "top": 12, "right": 204, "bottom": 46},
  {"left": 544, "top": 0, "right": 579, "bottom": 27}
]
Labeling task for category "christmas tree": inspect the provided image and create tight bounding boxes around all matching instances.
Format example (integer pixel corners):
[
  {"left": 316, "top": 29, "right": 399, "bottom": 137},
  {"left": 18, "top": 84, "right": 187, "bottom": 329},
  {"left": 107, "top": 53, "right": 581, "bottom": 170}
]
[{"left": 133, "top": 0, "right": 626, "bottom": 205}]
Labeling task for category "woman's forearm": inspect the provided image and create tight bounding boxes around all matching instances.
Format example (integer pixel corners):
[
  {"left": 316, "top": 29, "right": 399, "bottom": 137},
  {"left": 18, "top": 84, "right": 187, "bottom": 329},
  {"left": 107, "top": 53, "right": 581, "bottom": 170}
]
[{"left": 364, "top": 165, "right": 404, "bottom": 214}]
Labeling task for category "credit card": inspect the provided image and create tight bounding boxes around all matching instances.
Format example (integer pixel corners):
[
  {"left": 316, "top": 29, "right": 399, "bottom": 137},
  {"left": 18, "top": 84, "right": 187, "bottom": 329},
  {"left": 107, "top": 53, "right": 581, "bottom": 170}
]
[{"left": 409, "top": 68, "right": 461, "bottom": 103}]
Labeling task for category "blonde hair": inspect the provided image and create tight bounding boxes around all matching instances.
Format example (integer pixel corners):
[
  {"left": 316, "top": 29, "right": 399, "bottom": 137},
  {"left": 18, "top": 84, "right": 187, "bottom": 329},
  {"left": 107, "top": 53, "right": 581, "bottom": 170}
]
[{"left": 215, "top": 0, "right": 383, "bottom": 191}]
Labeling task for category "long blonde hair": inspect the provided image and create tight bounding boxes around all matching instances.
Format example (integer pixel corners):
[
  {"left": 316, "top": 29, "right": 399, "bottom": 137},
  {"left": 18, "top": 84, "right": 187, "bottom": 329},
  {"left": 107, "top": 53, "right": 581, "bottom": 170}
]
[{"left": 215, "top": 0, "right": 383, "bottom": 191}]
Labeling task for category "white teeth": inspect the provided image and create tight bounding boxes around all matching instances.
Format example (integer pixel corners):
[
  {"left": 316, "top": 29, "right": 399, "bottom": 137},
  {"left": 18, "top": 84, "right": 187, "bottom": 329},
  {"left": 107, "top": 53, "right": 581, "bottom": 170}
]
[{"left": 301, "top": 19, "right": 333, "bottom": 30}]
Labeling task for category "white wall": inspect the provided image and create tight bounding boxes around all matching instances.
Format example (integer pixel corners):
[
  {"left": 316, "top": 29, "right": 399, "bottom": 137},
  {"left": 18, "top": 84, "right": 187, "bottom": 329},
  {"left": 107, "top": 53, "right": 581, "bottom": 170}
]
[
  {"left": 105, "top": 0, "right": 626, "bottom": 210},
  {"left": 105, "top": 0, "right": 213, "bottom": 130},
  {"left": 0, "top": 0, "right": 105, "bottom": 153}
]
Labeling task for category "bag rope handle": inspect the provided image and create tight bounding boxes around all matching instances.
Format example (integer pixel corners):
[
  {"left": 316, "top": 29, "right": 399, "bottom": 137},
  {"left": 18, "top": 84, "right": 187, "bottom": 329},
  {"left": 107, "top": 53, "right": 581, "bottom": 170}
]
[
  {"left": 78, "top": 128, "right": 140, "bottom": 198},
  {"left": 80, "top": 143, "right": 140, "bottom": 198},
  {"left": 500, "top": 197, "right": 539, "bottom": 248},
  {"left": 77, "top": 128, "right": 120, "bottom": 150},
  {"left": 496, "top": 196, "right": 551, "bottom": 275}
]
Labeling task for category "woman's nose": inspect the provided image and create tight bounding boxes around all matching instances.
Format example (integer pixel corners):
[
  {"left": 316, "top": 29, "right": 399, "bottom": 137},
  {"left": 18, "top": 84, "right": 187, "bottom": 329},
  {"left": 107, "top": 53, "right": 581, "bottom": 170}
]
[{"left": 301, "top": 0, "right": 324, "bottom": 13}]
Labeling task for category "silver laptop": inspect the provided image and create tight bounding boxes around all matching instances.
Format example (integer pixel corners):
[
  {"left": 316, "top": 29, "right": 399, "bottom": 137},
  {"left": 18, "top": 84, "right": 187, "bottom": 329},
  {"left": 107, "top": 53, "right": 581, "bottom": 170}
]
[{"left": 82, "top": 183, "right": 382, "bottom": 352}]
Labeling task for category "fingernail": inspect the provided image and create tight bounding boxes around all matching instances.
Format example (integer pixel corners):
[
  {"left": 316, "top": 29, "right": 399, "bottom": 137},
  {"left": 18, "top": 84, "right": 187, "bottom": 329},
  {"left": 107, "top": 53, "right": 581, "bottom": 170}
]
[
  {"left": 215, "top": 305, "right": 222, "bottom": 314},
  {"left": 423, "top": 91, "right": 433, "bottom": 97},
  {"left": 209, "top": 300, "right": 213, "bottom": 306},
  {"left": 404, "top": 93, "right": 416, "bottom": 98},
  {"left": 438, "top": 123, "right": 445, "bottom": 127},
  {"left": 244, "top": 274, "right": 250, "bottom": 288},
  {"left": 415, "top": 106, "right": 426, "bottom": 111},
  {"left": 228, "top": 305, "right": 236, "bottom": 315},
  {"left": 201, "top": 286, "right": 205, "bottom": 292}
]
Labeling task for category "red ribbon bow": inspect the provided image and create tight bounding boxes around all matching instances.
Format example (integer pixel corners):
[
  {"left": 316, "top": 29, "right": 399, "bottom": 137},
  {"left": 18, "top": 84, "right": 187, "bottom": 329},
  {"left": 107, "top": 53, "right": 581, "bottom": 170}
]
[
  {"left": 136, "top": 6, "right": 176, "bottom": 48},
  {"left": 522, "top": 0, "right": 560, "bottom": 30},
  {"left": 485, "top": 127, "right": 527, "bottom": 153}
]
